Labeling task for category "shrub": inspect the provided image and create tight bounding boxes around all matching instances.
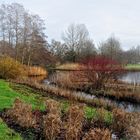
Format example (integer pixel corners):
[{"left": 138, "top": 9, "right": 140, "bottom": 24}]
[
  {"left": 0, "top": 56, "right": 26, "bottom": 79},
  {"left": 81, "top": 56, "right": 123, "bottom": 90}
]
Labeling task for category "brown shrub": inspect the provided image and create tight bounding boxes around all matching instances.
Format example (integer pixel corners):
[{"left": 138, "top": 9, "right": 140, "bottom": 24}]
[
  {"left": 125, "top": 112, "right": 140, "bottom": 140},
  {"left": 64, "top": 104, "right": 85, "bottom": 140},
  {"left": 82, "top": 128, "right": 111, "bottom": 140},
  {"left": 112, "top": 108, "right": 127, "bottom": 136},
  {"left": 43, "top": 99, "right": 62, "bottom": 140},
  {"left": 6, "top": 98, "right": 36, "bottom": 128},
  {"left": 112, "top": 109, "right": 140, "bottom": 139},
  {"left": 43, "top": 113, "right": 62, "bottom": 140}
]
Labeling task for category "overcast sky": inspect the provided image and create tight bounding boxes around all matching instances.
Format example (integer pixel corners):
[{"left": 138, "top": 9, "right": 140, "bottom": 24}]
[{"left": 0, "top": 0, "right": 140, "bottom": 50}]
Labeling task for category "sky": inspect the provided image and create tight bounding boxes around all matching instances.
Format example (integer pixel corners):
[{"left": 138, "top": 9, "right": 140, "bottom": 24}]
[{"left": 0, "top": 0, "right": 140, "bottom": 50}]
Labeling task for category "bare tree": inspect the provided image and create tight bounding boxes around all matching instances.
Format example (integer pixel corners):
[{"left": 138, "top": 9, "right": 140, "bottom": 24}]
[
  {"left": 0, "top": 3, "right": 53, "bottom": 66},
  {"left": 62, "top": 24, "right": 90, "bottom": 62},
  {"left": 99, "top": 36, "right": 122, "bottom": 62}
]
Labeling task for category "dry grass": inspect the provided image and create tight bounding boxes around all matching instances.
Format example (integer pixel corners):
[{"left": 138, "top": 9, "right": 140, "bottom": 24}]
[
  {"left": 56, "top": 63, "right": 82, "bottom": 70},
  {"left": 12, "top": 78, "right": 115, "bottom": 111},
  {"left": 82, "top": 128, "right": 111, "bottom": 140},
  {"left": 112, "top": 108, "right": 140, "bottom": 139},
  {"left": 64, "top": 104, "right": 85, "bottom": 140},
  {"left": 6, "top": 98, "right": 36, "bottom": 128},
  {"left": 45, "top": 99, "right": 60, "bottom": 114},
  {"left": 105, "top": 84, "right": 140, "bottom": 103},
  {"left": 26, "top": 66, "right": 47, "bottom": 76},
  {"left": 43, "top": 99, "right": 62, "bottom": 140}
]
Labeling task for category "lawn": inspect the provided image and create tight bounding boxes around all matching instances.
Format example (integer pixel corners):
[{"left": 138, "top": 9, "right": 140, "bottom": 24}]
[
  {"left": 0, "top": 118, "right": 22, "bottom": 140},
  {"left": 125, "top": 64, "right": 140, "bottom": 70},
  {"left": 0, "top": 79, "right": 113, "bottom": 139}
]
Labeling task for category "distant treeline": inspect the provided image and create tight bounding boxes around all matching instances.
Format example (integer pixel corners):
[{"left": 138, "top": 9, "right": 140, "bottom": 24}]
[{"left": 0, "top": 3, "right": 140, "bottom": 66}]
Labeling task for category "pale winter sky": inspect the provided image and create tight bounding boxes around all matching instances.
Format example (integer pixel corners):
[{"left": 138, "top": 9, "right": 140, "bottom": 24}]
[{"left": 0, "top": 0, "right": 140, "bottom": 50}]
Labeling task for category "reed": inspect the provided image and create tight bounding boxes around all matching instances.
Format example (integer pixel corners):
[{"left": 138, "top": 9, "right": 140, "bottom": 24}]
[
  {"left": 12, "top": 78, "right": 115, "bottom": 111},
  {"left": 26, "top": 66, "right": 47, "bottom": 76}
]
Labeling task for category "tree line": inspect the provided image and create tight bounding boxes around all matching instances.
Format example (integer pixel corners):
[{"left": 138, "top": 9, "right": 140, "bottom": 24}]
[
  {"left": 0, "top": 3, "right": 54, "bottom": 66},
  {"left": 0, "top": 3, "right": 140, "bottom": 66},
  {"left": 49, "top": 23, "right": 140, "bottom": 64}
]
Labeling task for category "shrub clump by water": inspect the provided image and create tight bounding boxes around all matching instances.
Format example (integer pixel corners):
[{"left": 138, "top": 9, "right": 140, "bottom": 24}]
[{"left": 0, "top": 56, "right": 26, "bottom": 79}]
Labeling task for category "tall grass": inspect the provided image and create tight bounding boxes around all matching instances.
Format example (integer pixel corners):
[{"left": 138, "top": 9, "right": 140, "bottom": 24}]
[
  {"left": 12, "top": 78, "right": 115, "bottom": 111},
  {"left": 26, "top": 66, "right": 47, "bottom": 76},
  {"left": 112, "top": 108, "right": 140, "bottom": 139},
  {"left": 43, "top": 99, "right": 62, "bottom": 140},
  {"left": 6, "top": 98, "right": 36, "bottom": 128},
  {"left": 64, "top": 104, "right": 84, "bottom": 140}
]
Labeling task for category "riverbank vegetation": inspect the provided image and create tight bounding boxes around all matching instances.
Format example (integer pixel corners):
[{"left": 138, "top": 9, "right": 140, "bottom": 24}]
[
  {"left": 0, "top": 79, "right": 140, "bottom": 139},
  {"left": 0, "top": 2, "right": 140, "bottom": 140}
]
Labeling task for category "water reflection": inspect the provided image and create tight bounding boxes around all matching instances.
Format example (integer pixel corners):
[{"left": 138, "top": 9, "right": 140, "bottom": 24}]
[
  {"left": 29, "top": 75, "right": 140, "bottom": 113},
  {"left": 120, "top": 72, "right": 140, "bottom": 84}
]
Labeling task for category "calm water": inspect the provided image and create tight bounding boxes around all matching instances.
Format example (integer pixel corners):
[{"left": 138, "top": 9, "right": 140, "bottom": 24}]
[
  {"left": 120, "top": 72, "right": 140, "bottom": 84},
  {"left": 42, "top": 71, "right": 140, "bottom": 112}
]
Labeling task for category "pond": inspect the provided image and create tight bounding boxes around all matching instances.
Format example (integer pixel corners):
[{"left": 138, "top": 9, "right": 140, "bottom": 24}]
[
  {"left": 43, "top": 79, "right": 140, "bottom": 112},
  {"left": 120, "top": 72, "right": 140, "bottom": 84},
  {"left": 33, "top": 71, "right": 140, "bottom": 113}
]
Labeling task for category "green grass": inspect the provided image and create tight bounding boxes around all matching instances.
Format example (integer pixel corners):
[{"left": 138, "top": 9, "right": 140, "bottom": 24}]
[
  {"left": 0, "top": 79, "right": 113, "bottom": 139},
  {"left": 0, "top": 80, "right": 45, "bottom": 111},
  {"left": 0, "top": 118, "right": 22, "bottom": 140},
  {"left": 125, "top": 64, "right": 140, "bottom": 70}
]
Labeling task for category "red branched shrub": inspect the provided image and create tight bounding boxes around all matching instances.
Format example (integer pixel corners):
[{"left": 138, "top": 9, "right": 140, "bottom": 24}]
[{"left": 81, "top": 56, "right": 123, "bottom": 90}]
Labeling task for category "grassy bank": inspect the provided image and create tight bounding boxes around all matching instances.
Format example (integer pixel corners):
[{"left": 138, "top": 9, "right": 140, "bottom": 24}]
[
  {"left": 0, "top": 79, "right": 113, "bottom": 139},
  {"left": 0, "top": 118, "right": 22, "bottom": 140}
]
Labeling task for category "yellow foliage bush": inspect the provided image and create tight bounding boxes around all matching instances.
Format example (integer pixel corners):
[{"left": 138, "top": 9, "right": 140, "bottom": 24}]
[{"left": 0, "top": 56, "right": 26, "bottom": 79}]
